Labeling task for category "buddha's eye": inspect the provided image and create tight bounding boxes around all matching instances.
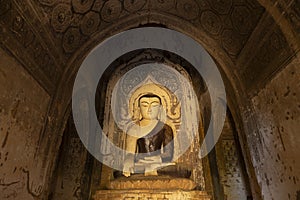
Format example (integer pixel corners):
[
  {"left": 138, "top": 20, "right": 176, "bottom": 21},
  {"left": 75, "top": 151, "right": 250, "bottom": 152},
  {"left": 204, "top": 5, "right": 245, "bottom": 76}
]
[
  {"left": 151, "top": 102, "right": 160, "bottom": 107},
  {"left": 141, "top": 103, "right": 149, "bottom": 107}
]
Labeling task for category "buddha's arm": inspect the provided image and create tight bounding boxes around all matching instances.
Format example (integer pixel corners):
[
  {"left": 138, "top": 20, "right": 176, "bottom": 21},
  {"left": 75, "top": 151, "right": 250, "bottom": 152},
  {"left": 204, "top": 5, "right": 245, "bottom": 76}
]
[
  {"left": 123, "top": 131, "right": 138, "bottom": 176},
  {"left": 125, "top": 133, "right": 137, "bottom": 154},
  {"left": 161, "top": 125, "right": 174, "bottom": 162}
]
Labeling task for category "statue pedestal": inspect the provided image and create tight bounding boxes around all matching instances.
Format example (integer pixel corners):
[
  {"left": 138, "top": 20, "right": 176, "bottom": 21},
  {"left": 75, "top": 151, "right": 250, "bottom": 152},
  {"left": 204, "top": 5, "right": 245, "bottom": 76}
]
[
  {"left": 93, "top": 189, "right": 211, "bottom": 200},
  {"left": 94, "top": 176, "right": 211, "bottom": 200},
  {"left": 107, "top": 175, "right": 197, "bottom": 190}
]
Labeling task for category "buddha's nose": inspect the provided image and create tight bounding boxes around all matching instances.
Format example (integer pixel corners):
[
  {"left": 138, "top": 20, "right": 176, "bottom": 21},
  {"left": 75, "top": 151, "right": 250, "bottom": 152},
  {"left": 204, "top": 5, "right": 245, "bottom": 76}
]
[{"left": 147, "top": 106, "right": 152, "bottom": 112}]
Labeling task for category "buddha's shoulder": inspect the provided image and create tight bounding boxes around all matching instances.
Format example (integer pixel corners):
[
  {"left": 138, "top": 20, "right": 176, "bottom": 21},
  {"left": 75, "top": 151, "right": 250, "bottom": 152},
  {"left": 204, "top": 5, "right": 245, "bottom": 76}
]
[
  {"left": 160, "top": 122, "right": 173, "bottom": 131},
  {"left": 126, "top": 123, "right": 139, "bottom": 133}
]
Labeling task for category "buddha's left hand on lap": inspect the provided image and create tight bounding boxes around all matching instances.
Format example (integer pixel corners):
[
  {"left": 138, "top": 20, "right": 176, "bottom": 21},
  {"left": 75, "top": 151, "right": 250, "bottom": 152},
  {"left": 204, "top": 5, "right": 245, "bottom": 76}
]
[{"left": 137, "top": 155, "right": 162, "bottom": 164}]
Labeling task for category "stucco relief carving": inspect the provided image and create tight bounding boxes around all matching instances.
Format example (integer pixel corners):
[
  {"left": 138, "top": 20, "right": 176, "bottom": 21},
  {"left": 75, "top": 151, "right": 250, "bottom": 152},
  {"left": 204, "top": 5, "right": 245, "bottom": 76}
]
[
  {"left": 51, "top": 4, "right": 73, "bottom": 33},
  {"left": 0, "top": 0, "right": 58, "bottom": 91},
  {"left": 80, "top": 11, "right": 101, "bottom": 36},
  {"left": 123, "top": 0, "right": 147, "bottom": 13},
  {"left": 72, "top": 0, "right": 94, "bottom": 14},
  {"left": 200, "top": 11, "right": 222, "bottom": 36},
  {"left": 0, "top": 0, "right": 295, "bottom": 103},
  {"left": 286, "top": 0, "right": 300, "bottom": 33},
  {"left": 120, "top": 67, "right": 180, "bottom": 96},
  {"left": 176, "top": 0, "right": 200, "bottom": 20},
  {"left": 92, "top": 0, "right": 105, "bottom": 12},
  {"left": 38, "top": 0, "right": 57, "bottom": 6},
  {"left": 11, "top": 14, "right": 35, "bottom": 48},
  {"left": 241, "top": 26, "right": 294, "bottom": 91},
  {"left": 28, "top": 0, "right": 265, "bottom": 63},
  {"left": 221, "top": 29, "right": 244, "bottom": 56},
  {"left": 257, "top": 31, "right": 289, "bottom": 65},
  {"left": 149, "top": 0, "right": 175, "bottom": 10},
  {"left": 101, "top": 0, "right": 122, "bottom": 22},
  {"left": 63, "top": 27, "right": 82, "bottom": 53},
  {"left": 0, "top": 0, "right": 11, "bottom": 16},
  {"left": 209, "top": 0, "right": 232, "bottom": 15},
  {"left": 231, "top": 6, "right": 256, "bottom": 35}
]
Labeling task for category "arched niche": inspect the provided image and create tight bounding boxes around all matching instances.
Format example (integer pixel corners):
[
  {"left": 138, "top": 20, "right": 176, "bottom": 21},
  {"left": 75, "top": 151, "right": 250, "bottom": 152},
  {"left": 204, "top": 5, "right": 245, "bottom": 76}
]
[
  {"left": 52, "top": 16, "right": 245, "bottom": 196},
  {"left": 95, "top": 49, "right": 209, "bottom": 190}
]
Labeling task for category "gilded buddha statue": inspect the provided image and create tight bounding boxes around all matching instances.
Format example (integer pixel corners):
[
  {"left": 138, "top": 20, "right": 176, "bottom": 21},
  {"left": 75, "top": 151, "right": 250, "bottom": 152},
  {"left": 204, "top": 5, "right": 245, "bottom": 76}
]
[{"left": 113, "top": 93, "right": 190, "bottom": 179}]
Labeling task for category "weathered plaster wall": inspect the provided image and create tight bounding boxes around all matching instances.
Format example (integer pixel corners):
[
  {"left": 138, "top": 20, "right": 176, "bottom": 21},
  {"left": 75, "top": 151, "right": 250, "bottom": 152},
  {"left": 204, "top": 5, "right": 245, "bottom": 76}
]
[
  {"left": 50, "top": 116, "right": 90, "bottom": 200},
  {"left": 0, "top": 47, "right": 50, "bottom": 199},
  {"left": 215, "top": 115, "right": 252, "bottom": 200},
  {"left": 249, "top": 54, "right": 300, "bottom": 200}
]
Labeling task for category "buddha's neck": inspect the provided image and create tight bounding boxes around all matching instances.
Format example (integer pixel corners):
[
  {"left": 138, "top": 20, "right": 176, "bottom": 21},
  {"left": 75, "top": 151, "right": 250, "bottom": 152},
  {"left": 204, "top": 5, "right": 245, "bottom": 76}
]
[{"left": 139, "top": 119, "right": 158, "bottom": 127}]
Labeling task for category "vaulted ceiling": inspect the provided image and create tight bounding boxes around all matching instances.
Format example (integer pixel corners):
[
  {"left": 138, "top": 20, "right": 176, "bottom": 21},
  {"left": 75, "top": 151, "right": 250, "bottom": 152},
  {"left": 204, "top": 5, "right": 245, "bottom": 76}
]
[{"left": 0, "top": 0, "right": 299, "bottom": 98}]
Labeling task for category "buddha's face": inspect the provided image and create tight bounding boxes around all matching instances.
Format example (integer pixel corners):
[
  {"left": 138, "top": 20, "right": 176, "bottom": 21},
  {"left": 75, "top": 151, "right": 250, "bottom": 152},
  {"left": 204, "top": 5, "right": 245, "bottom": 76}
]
[{"left": 139, "top": 96, "right": 161, "bottom": 120}]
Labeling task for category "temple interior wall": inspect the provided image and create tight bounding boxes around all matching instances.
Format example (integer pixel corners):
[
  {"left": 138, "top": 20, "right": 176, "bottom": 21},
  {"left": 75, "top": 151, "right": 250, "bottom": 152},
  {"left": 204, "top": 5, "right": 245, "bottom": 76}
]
[
  {"left": 0, "top": 47, "right": 50, "bottom": 199},
  {"left": 246, "top": 53, "right": 300, "bottom": 200}
]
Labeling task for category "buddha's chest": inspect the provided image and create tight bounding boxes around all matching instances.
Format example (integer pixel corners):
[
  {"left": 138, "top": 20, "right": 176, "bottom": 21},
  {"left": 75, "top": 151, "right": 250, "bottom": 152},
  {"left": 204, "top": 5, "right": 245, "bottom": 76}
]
[{"left": 137, "top": 129, "right": 165, "bottom": 152}]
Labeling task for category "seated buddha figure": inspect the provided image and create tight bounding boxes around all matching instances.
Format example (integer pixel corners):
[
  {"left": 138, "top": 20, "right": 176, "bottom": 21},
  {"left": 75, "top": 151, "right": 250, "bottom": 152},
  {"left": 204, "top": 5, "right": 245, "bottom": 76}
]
[{"left": 119, "top": 94, "right": 188, "bottom": 178}]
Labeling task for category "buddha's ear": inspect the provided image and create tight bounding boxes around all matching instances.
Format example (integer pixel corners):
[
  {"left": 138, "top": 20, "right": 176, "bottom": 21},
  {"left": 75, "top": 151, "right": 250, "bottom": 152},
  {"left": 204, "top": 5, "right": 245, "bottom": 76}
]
[
  {"left": 137, "top": 106, "right": 142, "bottom": 120},
  {"left": 158, "top": 106, "right": 167, "bottom": 122},
  {"left": 132, "top": 106, "right": 142, "bottom": 121}
]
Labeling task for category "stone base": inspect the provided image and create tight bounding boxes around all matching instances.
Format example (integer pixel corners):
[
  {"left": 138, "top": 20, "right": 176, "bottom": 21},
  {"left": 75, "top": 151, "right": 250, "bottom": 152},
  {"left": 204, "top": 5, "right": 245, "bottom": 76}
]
[
  {"left": 93, "top": 190, "right": 211, "bottom": 200},
  {"left": 107, "top": 175, "right": 196, "bottom": 190}
]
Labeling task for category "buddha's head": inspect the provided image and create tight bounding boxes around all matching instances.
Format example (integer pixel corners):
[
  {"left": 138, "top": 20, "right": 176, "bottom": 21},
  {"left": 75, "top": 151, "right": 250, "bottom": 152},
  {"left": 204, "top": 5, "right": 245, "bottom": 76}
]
[{"left": 138, "top": 94, "right": 161, "bottom": 120}]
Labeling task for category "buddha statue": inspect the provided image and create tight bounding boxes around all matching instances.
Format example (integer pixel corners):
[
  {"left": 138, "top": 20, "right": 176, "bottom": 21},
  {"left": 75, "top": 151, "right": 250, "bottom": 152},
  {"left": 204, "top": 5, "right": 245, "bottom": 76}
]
[{"left": 113, "top": 93, "right": 191, "bottom": 179}]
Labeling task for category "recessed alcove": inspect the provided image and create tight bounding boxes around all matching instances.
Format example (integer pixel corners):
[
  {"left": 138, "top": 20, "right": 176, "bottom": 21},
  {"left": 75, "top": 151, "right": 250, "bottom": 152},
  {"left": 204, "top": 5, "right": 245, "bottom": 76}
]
[{"left": 49, "top": 48, "right": 252, "bottom": 200}]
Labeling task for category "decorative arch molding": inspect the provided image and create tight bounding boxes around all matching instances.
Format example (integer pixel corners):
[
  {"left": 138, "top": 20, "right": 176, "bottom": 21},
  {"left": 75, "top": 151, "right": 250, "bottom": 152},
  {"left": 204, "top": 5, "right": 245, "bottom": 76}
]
[
  {"left": 98, "top": 59, "right": 206, "bottom": 188},
  {"left": 38, "top": 7, "right": 267, "bottom": 200},
  {"left": 60, "top": 11, "right": 249, "bottom": 147},
  {"left": 61, "top": 11, "right": 239, "bottom": 103}
]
